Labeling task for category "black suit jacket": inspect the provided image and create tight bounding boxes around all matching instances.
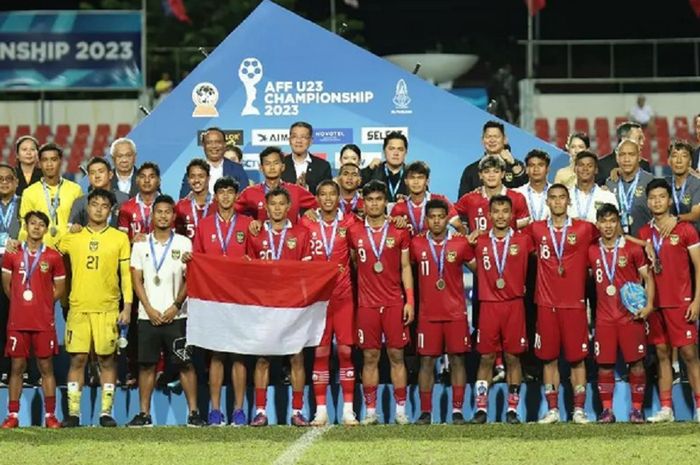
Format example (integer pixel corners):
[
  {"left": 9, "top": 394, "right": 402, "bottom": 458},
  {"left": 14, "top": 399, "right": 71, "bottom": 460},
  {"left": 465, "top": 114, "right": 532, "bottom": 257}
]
[
  {"left": 692, "top": 146, "right": 700, "bottom": 171},
  {"left": 596, "top": 152, "right": 652, "bottom": 186},
  {"left": 110, "top": 168, "right": 139, "bottom": 198},
  {"left": 15, "top": 165, "right": 42, "bottom": 198},
  {"left": 281, "top": 153, "right": 332, "bottom": 195}
]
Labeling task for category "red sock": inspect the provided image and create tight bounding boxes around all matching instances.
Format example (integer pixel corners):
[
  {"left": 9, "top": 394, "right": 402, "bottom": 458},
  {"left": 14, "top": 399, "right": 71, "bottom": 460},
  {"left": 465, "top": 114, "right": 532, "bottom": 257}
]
[
  {"left": 573, "top": 385, "right": 586, "bottom": 410},
  {"left": 597, "top": 371, "right": 615, "bottom": 410},
  {"left": 660, "top": 390, "right": 672, "bottom": 409},
  {"left": 338, "top": 345, "right": 355, "bottom": 404},
  {"left": 312, "top": 346, "right": 330, "bottom": 405},
  {"left": 292, "top": 390, "right": 304, "bottom": 410},
  {"left": 420, "top": 390, "right": 432, "bottom": 413},
  {"left": 495, "top": 353, "right": 504, "bottom": 368},
  {"left": 255, "top": 388, "right": 267, "bottom": 409},
  {"left": 629, "top": 372, "right": 645, "bottom": 410},
  {"left": 8, "top": 400, "right": 19, "bottom": 414},
  {"left": 394, "top": 386, "right": 407, "bottom": 406},
  {"left": 694, "top": 393, "right": 700, "bottom": 410},
  {"left": 44, "top": 396, "right": 56, "bottom": 415},
  {"left": 364, "top": 385, "right": 377, "bottom": 409},
  {"left": 452, "top": 385, "right": 465, "bottom": 411},
  {"left": 545, "top": 385, "right": 558, "bottom": 410},
  {"left": 507, "top": 385, "right": 520, "bottom": 412}
]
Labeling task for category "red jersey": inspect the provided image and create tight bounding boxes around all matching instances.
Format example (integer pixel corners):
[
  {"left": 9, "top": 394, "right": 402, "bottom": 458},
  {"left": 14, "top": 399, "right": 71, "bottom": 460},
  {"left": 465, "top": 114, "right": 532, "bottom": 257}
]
[
  {"left": 174, "top": 196, "right": 216, "bottom": 240},
  {"left": 526, "top": 218, "right": 598, "bottom": 309},
  {"left": 392, "top": 193, "right": 458, "bottom": 237},
  {"left": 235, "top": 181, "right": 318, "bottom": 223},
  {"left": 638, "top": 221, "right": 699, "bottom": 308},
  {"left": 472, "top": 230, "right": 535, "bottom": 302},
  {"left": 2, "top": 245, "right": 65, "bottom": 331},
  {"left": 339, "top": 192, "right": 364, "bottom": 217},
  {"left": 301, "top": 212, "right": 358, "bottom": 300},
  {"left": 193, "top": 213, "right": 252, "bottom": 258},
  {"left": 588, "top": 238, "right": 647, "bottom": 324},
  {"left": 246, "top": 221, "right": 312, "bottom": 261},
  {"left": 410, "top": 233, "right": 473, "bottom": 321},
  {"left": 118, "top": 195, "right": 154, "bottom": 241},
  {"left": 455, "top": 187, "right": 529, "bottom": 233},
  {"left": 348, "top": 220, "right": 410, "bottom": 308}
]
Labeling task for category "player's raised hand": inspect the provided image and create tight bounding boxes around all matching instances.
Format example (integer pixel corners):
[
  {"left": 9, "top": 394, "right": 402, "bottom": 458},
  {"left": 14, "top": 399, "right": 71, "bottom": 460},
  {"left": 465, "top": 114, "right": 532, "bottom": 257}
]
[
  {"left": 390, "top": 215, "right": 408, "bottom": 229},
  {"left": 656, "top": 215, "right": 678, "bottom": 238},
  {"left": 303, "top": 209, "right": 320, "bottom": 223},
  {"left": 643, "top": 240, "right": 657, "bottom": 264},
  {"left": 69, "top": 224, "right": 82, "bottom": 234},
  {"left": 403, "top": 303, "right": 414, "bottom": 326},
  {"left": 4, "top": 239, "right": 19, "bottom": 254},
  {"left": 686, "top": 299, "right": 700, "bottom": 322},
  {"left": 248, "top": 220, "right": 262, "bottom": 236},
  {"left": 634, "top": 304, "right": 654, "bottom": 321}
]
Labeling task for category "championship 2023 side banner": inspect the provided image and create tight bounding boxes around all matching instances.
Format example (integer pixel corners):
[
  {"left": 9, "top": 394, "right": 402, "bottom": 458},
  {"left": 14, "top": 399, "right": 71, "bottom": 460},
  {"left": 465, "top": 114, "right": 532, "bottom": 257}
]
[
  {"left": 0, "top": 11, "right": 143, "bottom": 90},
  {"left": 186, "top": 254, "right": 337, "bottom": 355}
]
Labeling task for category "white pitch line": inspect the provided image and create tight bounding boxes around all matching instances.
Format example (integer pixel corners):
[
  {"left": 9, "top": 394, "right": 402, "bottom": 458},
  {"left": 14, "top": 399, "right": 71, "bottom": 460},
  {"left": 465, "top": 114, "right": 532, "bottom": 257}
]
[{"left": 272, "top": 425, "right": 333, "bottom": 465}]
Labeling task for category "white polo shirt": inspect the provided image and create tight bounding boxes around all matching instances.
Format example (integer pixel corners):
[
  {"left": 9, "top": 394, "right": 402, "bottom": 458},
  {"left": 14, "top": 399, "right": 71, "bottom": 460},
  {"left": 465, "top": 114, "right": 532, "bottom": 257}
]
[
  {"left": 514, "top": 183, "right": 551, "bottom": 222},
  {"left": 131, "top": 232, "right": 192, "bottom": 320},
  {"left": 568, "top": 185, "right": 619, "bottom": 223}
]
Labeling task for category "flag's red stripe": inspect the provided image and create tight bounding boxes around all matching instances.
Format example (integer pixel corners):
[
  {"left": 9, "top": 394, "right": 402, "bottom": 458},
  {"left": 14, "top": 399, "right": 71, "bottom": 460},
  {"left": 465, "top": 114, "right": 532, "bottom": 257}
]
[{"left": 188, "top": 253, "right": 337, "bottom": 307}]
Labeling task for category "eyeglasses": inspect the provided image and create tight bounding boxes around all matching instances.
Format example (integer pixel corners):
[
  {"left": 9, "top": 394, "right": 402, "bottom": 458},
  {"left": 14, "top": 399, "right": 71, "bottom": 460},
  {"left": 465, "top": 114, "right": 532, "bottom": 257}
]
[
  {"left": 0, "top": 176, "right": 16, "bottom": 183},
  {"left": 289, "top": 135, "right": 311, "bottom": 141}
]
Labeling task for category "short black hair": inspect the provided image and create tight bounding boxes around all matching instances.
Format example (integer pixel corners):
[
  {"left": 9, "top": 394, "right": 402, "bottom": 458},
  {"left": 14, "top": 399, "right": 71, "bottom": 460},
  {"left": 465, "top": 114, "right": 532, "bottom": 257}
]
[
  {"left": 575, "top": 150, "right": 598, "bottom": 167},
  {"left": 339, "top": 162, "right": 360, "bottom": 174},
  {"left": 616, "top": 121, "right": 642, "bottom": 141},
  {"left": 482, "top": 120, "right": 505, "bottom": 136},
  {"left": 404, "top": 161, "right": 430, "bottom": 179},
  {"left": 187, "top": 158, "right": 210, "bottom": 176},
  {"left": 478, "top": 155, "right": 505, "bottom": 172},
  {"left": 596, "top": 203, "right": 620, "bottom": 221},
  {"left": 38, "top": 142, "right": 63, "bottom": 160},
  {"left": 289, "top": 121, "right": 313, "bottom": 134},
  {"left": 316, "top": 179, "right": 340, "bottom": 195},
  {"left": 213, "top": 176, "right": 240, "bottom": 194},
  {"left": 547, "top": 183, "right": 570, "bottom": 199},
  {"left": 668, "top": 140, "right": 694, "bottom": 159},
  {"left": 202, "top": 127, "right": 226, "bottom": 142},
  {"left": 489, "top": 194, "right": 512, "bottom": 210},
  {"left": 425, "top": 198, "right": 449, "bottom": 215},
  {"left": 0, "top": 163, "right": 16, "bottom": 177},
  {"left": 382, "top": 131, "right": 408, "bottom": 150},
  {"left": 24, "top": 210, "right": 50, "bottom": 228},
  {"left": 265, "top": 186, "right": 291, "bottom": 203},
  {"left": 645, "top": 178, "right": 672, "bottom": 198},
  {"left": 225, "top": 144, "right": 243, "bottom": 161},
  {"left": 152, "top": 194, "right": 175, "bottom": 211},
  {"left": 340, "top": 144, "right": 362, "bottom": 162},
  {"left": 137, "top": 162, "right": 160, "bottom": 177},
  {"left": 259, "top": 146, "right": 283, "bottom": 164},
  {"left": 86, "top": 157, "right": 112, "bottom": 172},
  {"left": 362, "top": 180, "right": 388, "bottom": 198},
  {"left": 88, "top": 187, "right": 116, "bottom": 207},
  {"left": 567, "top": 132, "right": 591, "bottom": 149},
  {"left": 524, "top": 149, "right": 551, "bottom": 167}
]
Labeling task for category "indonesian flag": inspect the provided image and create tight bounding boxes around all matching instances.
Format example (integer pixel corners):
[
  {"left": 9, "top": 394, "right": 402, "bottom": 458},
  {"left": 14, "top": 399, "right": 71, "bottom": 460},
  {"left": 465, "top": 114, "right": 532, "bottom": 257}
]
[
  {"left": 161, "top": 0, "right": 192, "bottom": 24},
  {"left": 186, "top": 254, "right": 337, "bottom": 355}
]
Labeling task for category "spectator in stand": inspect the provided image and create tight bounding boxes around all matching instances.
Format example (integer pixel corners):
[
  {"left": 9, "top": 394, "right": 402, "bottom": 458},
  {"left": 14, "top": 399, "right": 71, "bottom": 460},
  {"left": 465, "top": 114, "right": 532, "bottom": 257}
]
[
  {"left": 596, "top": 122, "right": 651, "bottom": 186},
  {"left": 458, "top": 120, "right": 527, "bottom": 198},
  {"left": 629, "top": 95, "right": 654, "bottom": 129},
  {"left": 154, "top": 73, "right": 174, "bottom": 99},
  {"left": 14, "top": 136, "right": 42, "bottom": 197},
  {"left": 553, "top": 132, "right": 589, "bottom": 188},
  {"left": 223, "top": 145, "right": 243, "bottom": 164},
  {"left": 691, "top": 114, "right": 700, "bottom": 170}
]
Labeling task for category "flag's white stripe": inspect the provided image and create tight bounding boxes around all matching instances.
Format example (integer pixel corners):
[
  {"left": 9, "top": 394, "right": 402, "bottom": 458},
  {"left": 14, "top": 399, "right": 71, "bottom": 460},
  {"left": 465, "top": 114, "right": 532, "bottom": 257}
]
[{"left": 186, "top": 298, "right": 328, "bottom": 355}]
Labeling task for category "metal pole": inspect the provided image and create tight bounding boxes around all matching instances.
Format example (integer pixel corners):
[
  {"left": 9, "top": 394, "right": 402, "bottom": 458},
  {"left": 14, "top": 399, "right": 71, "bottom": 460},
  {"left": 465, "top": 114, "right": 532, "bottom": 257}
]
[
  {"left": 526, "top": 0, "right": 534, "bottom": 78},
  {"left": 330, "top": 0, "right": 337, "bottom": 34},
  {"left": 141, "top": 0, "right": 147, "bottom": 105}
]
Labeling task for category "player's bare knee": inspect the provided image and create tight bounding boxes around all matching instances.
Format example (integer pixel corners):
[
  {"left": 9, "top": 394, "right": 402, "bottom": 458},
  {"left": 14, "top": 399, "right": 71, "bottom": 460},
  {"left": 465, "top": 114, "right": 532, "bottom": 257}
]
[
  {"left": 10, "top": 358, "right": 27, "bottom": 374},
  {"left": 629, "top": 360, "right": 644, "bottom": 374},
  {"left": 656, "top": 344, "right": 672, "bottom": 361},
  {"left": 70, "top": 353, "right": 88, "bottom": 369},
  {"left": 363, "top": 349, "right": 380, "bottom": 365},
  {"left": 97, "top": 354, "right": 115, "bottom": 370},
  {"left": 679, "top": 344, "right": 699, "bottom": 363},
  {"left": 419, "top": 356, "right": 436, "bottom": 371},
  {"left": 504, "top": 352, "right": 520, "bottom": 367},
  {"left": 36, "top": 357, "right": 53, "bottom": 375},
  {"left": 290, "top": 352, "right": 304, "bottom": 367},
  {"left": 139, "top": 363, "right": 156, "bottom": 374},
  {"left": 387, "top": 348, "right": 404, "bottom": 365},
  {"left": 479, "top": 352, "right": 497, "bottom": 366},
  {"left": 256, "top": 357, "right": 270, "bottom": 369}
]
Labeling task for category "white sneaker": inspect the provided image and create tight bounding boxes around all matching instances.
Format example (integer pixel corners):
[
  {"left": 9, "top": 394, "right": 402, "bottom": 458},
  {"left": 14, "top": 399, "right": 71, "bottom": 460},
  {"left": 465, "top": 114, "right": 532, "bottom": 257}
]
[
  {"left": 310, "top": 410, "right": 328, "bottom": 426},
  {"left": 394, "top": 410, "right": 409, "bottom": 425},
  {"left": 342, "top": 410, "right": 359, "bottom": 426},
  {"left": 572, "top": 408, "right": 590, "bottom": 424},
  {"left": 695, "top": 408, "right": 700, "bottom": 423},
  {"left": 648, "top": 407, "right": 674, "bottom": 423},
  {"left": 361, "top": 410, "right": 379, "bottom": 425},
  {"left": 538, "top": 408, "right": 560, "bottom": 424}
]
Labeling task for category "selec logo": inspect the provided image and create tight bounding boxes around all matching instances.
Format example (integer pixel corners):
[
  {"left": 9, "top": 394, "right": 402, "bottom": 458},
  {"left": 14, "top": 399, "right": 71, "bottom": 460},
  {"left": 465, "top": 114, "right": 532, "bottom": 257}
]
[{"left": 361, "top": 127, "right": 409, "bottom": 145}]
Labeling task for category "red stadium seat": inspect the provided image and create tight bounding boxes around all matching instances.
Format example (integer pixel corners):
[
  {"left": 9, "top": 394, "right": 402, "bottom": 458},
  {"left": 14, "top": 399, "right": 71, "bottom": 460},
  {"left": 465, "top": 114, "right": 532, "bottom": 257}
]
[
  {"left": 91, "top": 135, "right": 109, "bottom": 157},
  {"left": 656, "top": 116, "right": 669, "bottom": 138},
  {"left": 35, "top": 125, "right": 52, "bottom": 145},
  {"left": 573, "top": 118, "right": 589, "bottom": 136},
  {"left": 115, "top": 123, "right": 131, "bottom": 138},
  {"left": 641, "top": 129, "right": 651, "bottom": 162},
  {"left": 75, "top": 124, "right": 90, "bottom": 139},
  {"left": 613, "top": 117, "right": 627, "bottom": 132},
  {"left": 594, "top": 117, "right": 611, "bottom": 155},
  {"left": 54, "top": 125, "right": 71, "bottom": 147},
  {"left": 95, "top": 124, "right": 111, "bottom": 139},
  {"left": 534, "top": 118, "right": 550, "bottom": 142},
  {"left": 15, "top": 125, "right": 30, "bottom": 139},
  {"left": 554, "top": 118, "right": 570, "bottom": 149},
  {"left": 657, "top": 133, "right": 670, "bottom": 166},
  {"left": 673, "top": 116, "right": 690, "bottom": 141}
]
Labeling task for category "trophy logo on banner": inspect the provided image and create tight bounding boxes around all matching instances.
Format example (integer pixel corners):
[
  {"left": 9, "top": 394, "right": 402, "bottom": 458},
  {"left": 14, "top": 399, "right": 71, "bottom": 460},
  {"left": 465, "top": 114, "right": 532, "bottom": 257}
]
[
  {"left": 192, "top": 82, "right": 220, "bottom": 117},
  {"left": 392, "top": 78, "right": 412, "bottom": 114},
  {"left": 239, "top": 57, "right": 264, "bottom": 116}
]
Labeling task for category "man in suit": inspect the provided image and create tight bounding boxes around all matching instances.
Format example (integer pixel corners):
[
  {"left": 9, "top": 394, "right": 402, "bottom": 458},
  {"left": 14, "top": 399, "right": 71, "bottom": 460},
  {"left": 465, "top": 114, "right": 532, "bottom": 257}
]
[
  {"left": 363, "top": 131, "right": 409, "bottom": 204},
  {"left": 110, "top": 138, "right": 139, "bottom": 198},
  {"left": 179, "top": 128, "right": 250, "bottom": 198},
  {"left": 596, "top": 121, "right": 651, "bottom": 185},
  {"left": 281, "top": 122, "right": 332, "bottom": 195},
  {"left": 691, "top": 114, "right": 700, "bottom": 170}
]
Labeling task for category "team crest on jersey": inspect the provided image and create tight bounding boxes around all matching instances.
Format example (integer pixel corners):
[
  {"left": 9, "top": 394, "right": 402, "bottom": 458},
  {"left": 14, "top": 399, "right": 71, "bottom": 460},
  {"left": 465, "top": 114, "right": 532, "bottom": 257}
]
[
  {"left": 670, "top": 234, "right": 680, "bottom": 246},
  {"left": 594, "top": 201, "right": 603, "bottom": 210},
  {"left": 618, "top": 256, "right": 628, "bottom": 268},
  {"left": 447, "top": 250, "right": 457, "bottom": 263},
  {"left": 505, "top": 172, "right": 513, "bottom": 182},
  {"left": 683, "top": 194, "right": 692, "bottom": 205},
  {"left": 386, "top": 237, "right": 396, "bottom": 248},
  {"left": 635, "top": 186, "right": 644, "bottom": 197},
  {"left": 171, "top": 250, "right": 181, "bottom": 260},
  {"left": 566, "top": 233, "right": 577, "bottom": 245},
  {"left": 509, "top": 244, "right": 519, "bottom": 256},
  {"left": 89, "top": 240, "right": 99, "bottom": 251},
  {"left": 40, "top": 261, "right": 49, "bottom": 273},
  {"left": 236, "top": 231, "right": 245, "bottom": 244},
  {"left": 287, "top": 237, "right": 297, "bottom": 249},
  {"left": 338, "top": 227, "right": 347, "bottom": 238}
]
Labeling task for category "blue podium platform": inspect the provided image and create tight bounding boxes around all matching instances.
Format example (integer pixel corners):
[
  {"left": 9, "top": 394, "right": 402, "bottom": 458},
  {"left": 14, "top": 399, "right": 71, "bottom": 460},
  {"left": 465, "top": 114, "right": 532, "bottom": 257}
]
[{"left": 0, "top": 381, "right": 696, "bottom": 426}]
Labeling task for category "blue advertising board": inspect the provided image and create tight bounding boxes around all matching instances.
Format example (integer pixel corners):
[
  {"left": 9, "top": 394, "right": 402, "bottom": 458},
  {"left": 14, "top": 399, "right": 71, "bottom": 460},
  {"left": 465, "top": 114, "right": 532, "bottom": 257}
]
[{"left": 0, "top": 10, "right": 143, "bottom": 90}]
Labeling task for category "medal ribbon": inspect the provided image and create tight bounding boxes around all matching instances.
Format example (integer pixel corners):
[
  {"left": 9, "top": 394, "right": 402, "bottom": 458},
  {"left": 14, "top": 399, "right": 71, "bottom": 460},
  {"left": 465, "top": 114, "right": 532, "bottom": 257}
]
[
  {"left": 489, "top": 228, "right": 512, "bottom": 280},
  {"left": 266, "top": 222, "right": 288, "bottom": 260},
  {"left": 21, "top": 242, "right": 44, "bottom": 289},
  {"left": 365, "top": 219, "right": 389, "bottom": 262},
  {"left": 149, "top": 232, "right": 174, "bottom": 276},
  {"left": 426, "top": 232, "right": 446, "bottom": 280},
  {"left": 42, "top": 179, "right": 62, "bottom": 226},
  {"left": 617, "top": 171, "right": 640, "bottom": 228},
  {"left": 136, "top": 194, "right": 152, "bottom": 233},
  {"left": 319, "top": 213, "right": 339, "bottom": 260},
  {"left": 0, "top": 196, "right": 16, "bottom": 232},
  {"left": 573, "top": 185, "right": 596, "bottom": 220},
  {"left": 215, "top": 214, "right": 237, "bottom": 255},
  {"left": 547, "top": 218, "right": 569, "bottom": 271},
  {"left": 526, "top": 185, "right": 548, "bottom": 221},
  {"left": 598, "top": 237, "right": 620, "bottom": 286},
  {"left": 672, "top": 175, "right": 688, "bottom": 215},
  {"left": 190, "top": 195, "right": 212, "bottom": 228}
]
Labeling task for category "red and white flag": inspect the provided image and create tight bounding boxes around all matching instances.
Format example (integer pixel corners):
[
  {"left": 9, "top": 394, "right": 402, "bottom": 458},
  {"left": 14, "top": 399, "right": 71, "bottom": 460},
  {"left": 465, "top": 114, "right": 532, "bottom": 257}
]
[{"left": 186, "top": 254, "right": 337, "bottom": 355}]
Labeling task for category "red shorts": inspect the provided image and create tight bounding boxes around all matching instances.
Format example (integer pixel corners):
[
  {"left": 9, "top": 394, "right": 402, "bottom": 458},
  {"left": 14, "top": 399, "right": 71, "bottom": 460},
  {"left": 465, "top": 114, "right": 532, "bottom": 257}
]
[
  {"left": 535, "top": 306, "right": 590, "bottom": 363},
  {"left": 357, "top": 305, "right": 409, "bottom": 350},
  {"left": 417, "top": 318, "right": 470, "bottom": 356},
  {"left": 646, "top": 307, "right": 698, "bottom": 348},
  {"left": 5, "top": 330, "right": 58, "bottom": 359},
  {"left": 320, "top": 294, "right": 355, "bottom": 346},
  {"left": 476, "top": 300, "right": 528, "bottom": 355},
  {"left": 595, "top": 320, "right": 647, "bottom": 364}
]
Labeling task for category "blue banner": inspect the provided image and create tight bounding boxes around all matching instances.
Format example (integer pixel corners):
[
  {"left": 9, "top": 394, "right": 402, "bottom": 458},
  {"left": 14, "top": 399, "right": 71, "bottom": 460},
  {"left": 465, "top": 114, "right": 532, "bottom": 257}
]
[
  {"left": 128, "top": 1, "right": 565, "bottom": 199},
  {"left": 0, "top": 11, "right": 143, "bottom": 90}
]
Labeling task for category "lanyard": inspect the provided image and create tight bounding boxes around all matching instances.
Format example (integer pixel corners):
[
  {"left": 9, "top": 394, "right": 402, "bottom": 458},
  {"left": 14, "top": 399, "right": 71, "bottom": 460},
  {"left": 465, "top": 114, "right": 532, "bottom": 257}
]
[
  {"left": 426, "top": 232, "right": 446, "bottom": 279},
  {"left": 598, "top": 237, "right": 620, "bottom": 285},
  {"left": 0, "top": 196, "right": 16, "bottom": 232},
  {"left": 190, "top": 195, "right": 212, "bottom": 228},
  {"left": 489, "top": 228, "right": 513, "bottom": 279},
  {"left": 135, "top": 194, "right": 152, "bottom": 232},
  {"left": 21, "top": 243, "right": 44, "bottom": 288},
  {"left": 215, "top": 214, "right": 237, "bottom": 255},
  {"left": 573, "top": 185, "right": 596, "bottom": 220},
  {"left": 406, "top": 194, "right": 428, "bottom": 233},
  {"left": 365, "top": 219, "right": 389, "bottom": 261},
  {"left": 526, "top": 185, "right": 548, "bottom": 221},
  {"left": 672, "top": 175, "right": 688, "bottom": 214},
  {"left": 266, "top": 223, "right": 288, "bottom": 260},
  {"left": 547, "top": 218, "right": 569, "bottom": 270},
  {"left": 384, "top": 165, "right": 403, "bottom": 200},
  {"left": 318, "top": 213, "right": 339, "bottom": 260},
  {"left": 149, "top": 232, "right": 174, "bottom": 275},
  {"left": 617, "top": 171, "right": 640, "bottom": 227}
]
